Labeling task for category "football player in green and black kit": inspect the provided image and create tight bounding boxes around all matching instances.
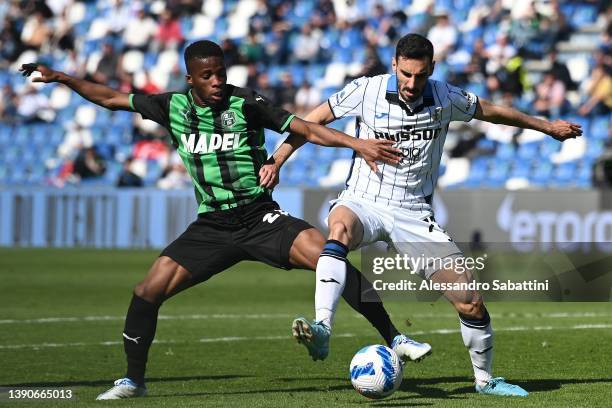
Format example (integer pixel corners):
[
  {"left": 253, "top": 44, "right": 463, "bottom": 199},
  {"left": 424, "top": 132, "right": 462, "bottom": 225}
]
[{"left": 21, "top": 40, "right": 428, "bottom": 400}]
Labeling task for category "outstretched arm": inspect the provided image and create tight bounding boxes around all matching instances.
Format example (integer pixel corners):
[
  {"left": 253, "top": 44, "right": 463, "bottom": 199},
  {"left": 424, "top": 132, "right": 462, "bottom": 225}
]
[
  {"left": 259, "top": 103, "right": 400, "bottom": 188},
  {"left": 20, "top": 63, "right": 130, "bottom": 111},
  {"left": 261, "top": 102, "right": 360, "bottom": 188},
  {"left": 474, "top": 98, "right": 582, "bottom": 141}
]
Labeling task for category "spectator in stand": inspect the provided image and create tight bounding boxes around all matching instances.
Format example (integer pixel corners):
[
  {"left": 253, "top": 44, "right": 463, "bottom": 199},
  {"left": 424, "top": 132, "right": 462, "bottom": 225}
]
[
  {"left": 364, "top": 4, "right": 397, "bottom": 47},
  {"left": 249, "top": 0, "right": 272, "bottom": 34},
  {"left": 220, "top": 38, "right": 241, "bottom": 67},
  {"left": 21, "top": 11, "right": 51, "bottom": 51},
  {"left": 245, "top": 62, "right": 259, "bottom": 89},
  {"left": 16, "top": 85, "right": 55, "bottom": 123},
  {"left": 157, "top": 151, "right": 191, "bottom": 189},
  {"left": 123, "top": 6, "right": 158, "bottom": 52},
  {"left": 58, "top": 122, "right": 93, "bottom": 159},
  {"left": 533, "top": 70, "right": 568, "bottom": 118},
  {"left": 464, "top": 39, "right": 488, "bottom": 82},
  {"left": 153, "top": 10, "right": 183, "bottom": 50},
  {"left": 427, "top": 10, "right": 457, "bottom": 60},
  {"left": 485, "top": 33, "right": 517, "bottom": 76},
  {"left": 0, "top": 17, "right": 24, "bottom": 67},
  {"left": 276, "top": 72, "right": 297, "bottom": 111},
  {"left": 0, "top": 83, "right": 18, "bottom": 124},
  {"left": 138, "top": 71, "right": 161, "bottom": 95},
  {"left": 353, "top": 43, "right": 387, "bottom": 78},
  {"left": 52, "top": 8, "right": 76, "bottom": 52},
  {"left": 254, "top": 72, "right": 276, "bottom": 102},
  {"left": 578, "top": 51, "right": 612, "bottom": 116},
  {"left": 117, "top": 72, "right": 135, "bottom": 94},
  {"left": 548, "top": 49, "right": 576, "bottom": 91},
  {"left": 239, "top": 31, "right": 265, "bottom": 63},
  {"left": 294, "top": 81, "right": 321, "bottom": 117},
  {"left": 60, "top": 49, "right": 86, "bottom": 77},
  {"left": 293, "top": 24, "right": 321, "bottom": 65},
  {"left": 88, "top": 42, "right": 122, "bottom": 85},
  {"left": 73, "top": 147, "right": 106, "bottom": 180},
  {"left": 264, "top": 24, "right": 291, "bottom": 66},
  {"left": 165, "top": 63, "right": 187, "bottom": 92},
  {"left": 106, "top": 0, "right": 131, "bottom": 36},
  {"left": 117, "top": 157, "right": 144, "bottom": 188}
]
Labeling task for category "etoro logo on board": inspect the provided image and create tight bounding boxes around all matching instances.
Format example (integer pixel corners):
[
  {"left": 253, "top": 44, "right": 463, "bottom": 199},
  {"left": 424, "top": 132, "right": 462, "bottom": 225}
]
[{"left": 496, "top": 195, "right": 612, "bottom": 251}]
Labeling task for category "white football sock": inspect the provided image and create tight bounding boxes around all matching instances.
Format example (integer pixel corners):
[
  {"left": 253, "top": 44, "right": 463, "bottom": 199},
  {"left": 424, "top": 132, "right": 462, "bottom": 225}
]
[
  {"left": 314, "top": 240, "right": 348, "bottom": 330},
  {"left": 459, "top": 310, "right": 493, "bottom": 386}
]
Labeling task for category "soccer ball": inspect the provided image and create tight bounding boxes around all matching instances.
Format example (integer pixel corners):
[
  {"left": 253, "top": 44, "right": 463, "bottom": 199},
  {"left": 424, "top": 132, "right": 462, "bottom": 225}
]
[{"left": 349, "top": 344, "right": 403, "bottom": 399}]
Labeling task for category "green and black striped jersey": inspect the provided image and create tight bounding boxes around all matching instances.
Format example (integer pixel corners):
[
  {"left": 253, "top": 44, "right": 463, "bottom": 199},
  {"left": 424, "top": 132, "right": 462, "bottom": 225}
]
[{"left": 129, "top": 85, "right": 295, "bottom": 213}]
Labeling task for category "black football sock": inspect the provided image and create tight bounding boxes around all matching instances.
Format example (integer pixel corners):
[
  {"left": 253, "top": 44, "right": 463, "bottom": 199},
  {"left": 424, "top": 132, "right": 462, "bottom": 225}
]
[
  {"left": 123, "top": 294, "right": 160, "bottom": 386},
  {"left": 342, "top": 262, "right": 400, "bottom": 346}
]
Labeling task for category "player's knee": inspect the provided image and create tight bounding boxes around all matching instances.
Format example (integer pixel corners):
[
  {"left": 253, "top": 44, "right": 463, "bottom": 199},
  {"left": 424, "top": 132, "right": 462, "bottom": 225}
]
[
  {"left": 455, "top": 299, "right": 485, "bottom": 319},
  {"left": 133, "top": 281, "right": 163, "bottom": 304},
  {"left": 134, "top": 257, "right": 180, "bottom": 304},
  {"left": 328, "top": 220, "right": 351, "bottom": 244}
]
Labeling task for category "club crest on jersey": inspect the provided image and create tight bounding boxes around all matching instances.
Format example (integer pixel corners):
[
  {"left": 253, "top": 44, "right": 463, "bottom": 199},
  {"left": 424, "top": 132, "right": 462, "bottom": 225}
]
[{"left": 221, "top": 111, "right": 236, "bottom": 128}]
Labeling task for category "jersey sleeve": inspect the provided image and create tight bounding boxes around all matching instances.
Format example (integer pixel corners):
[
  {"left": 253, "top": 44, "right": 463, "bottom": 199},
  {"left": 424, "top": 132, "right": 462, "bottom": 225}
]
[
  {"left": 327, "top": 76, "right": 369, "bottom": 119},
  {"left": 445, "top": 84, "right": 478, "bottom": 122},
  {"left": 242, "top": 91, "right": 295, "bottom": 133},
  {"left": 129, "top": 93, "right": 173, "bottom": 127}
]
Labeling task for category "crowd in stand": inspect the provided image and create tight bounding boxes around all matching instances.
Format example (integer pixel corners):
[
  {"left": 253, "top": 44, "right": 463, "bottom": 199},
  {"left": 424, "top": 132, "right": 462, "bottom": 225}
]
[{"left": 0, "top": 0, "right": 610, "bottom": 188}]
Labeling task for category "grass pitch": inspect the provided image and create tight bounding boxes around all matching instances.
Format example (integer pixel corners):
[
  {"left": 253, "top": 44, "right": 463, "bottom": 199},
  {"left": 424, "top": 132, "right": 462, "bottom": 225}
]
[{"left": 1, "top": 249, "right": 611, "bottom": 407}]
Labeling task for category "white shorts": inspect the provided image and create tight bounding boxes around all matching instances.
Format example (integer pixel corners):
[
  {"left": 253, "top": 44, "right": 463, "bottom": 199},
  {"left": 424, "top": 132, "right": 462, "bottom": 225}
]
[{"left": 329, "top": 190, "right": 463, "bottom": 279}]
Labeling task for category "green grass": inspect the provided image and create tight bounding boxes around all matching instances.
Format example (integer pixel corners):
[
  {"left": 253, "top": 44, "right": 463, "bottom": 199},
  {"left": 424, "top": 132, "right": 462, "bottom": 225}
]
[{"left": 1, "top": 249, "right": 611, "bottom": 407}]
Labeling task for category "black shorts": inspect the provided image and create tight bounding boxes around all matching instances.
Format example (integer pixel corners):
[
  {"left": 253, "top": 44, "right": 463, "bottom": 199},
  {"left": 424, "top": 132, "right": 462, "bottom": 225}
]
[{"left": 160, "top": 195, "right": 313, "bottom": 283}]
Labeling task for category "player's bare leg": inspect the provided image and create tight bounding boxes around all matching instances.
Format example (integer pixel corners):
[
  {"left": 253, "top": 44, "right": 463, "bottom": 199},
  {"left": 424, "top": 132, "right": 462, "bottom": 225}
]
[
  {"left": 96, "top": 257, "right": 194, "bottom": 400},
  {"left": 432, "top": 266, "right": 528, "bottom": 396}
]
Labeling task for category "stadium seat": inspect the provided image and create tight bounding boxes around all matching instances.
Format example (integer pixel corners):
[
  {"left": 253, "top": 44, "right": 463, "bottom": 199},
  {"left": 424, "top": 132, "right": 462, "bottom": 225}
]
[
  {"left": 517, "top": 142, "right": 539, "bottom": 160},
  {"left": 590, "top": 115, "right": 610, "bottom": 140}
]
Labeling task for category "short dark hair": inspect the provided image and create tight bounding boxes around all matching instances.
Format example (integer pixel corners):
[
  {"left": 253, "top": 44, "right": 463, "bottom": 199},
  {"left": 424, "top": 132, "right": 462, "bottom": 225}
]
[
  {"left": 395, "top": 34, "right": 434, "bottom": 62},
  {"left": 184, "top": 40, "right": 224, "bottom": 68}
]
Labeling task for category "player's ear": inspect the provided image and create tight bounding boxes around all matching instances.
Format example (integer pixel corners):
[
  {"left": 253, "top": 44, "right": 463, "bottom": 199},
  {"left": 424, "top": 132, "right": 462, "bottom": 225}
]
[
  {"left": 429, "top": 60, "right": 436, "bottom": 76},
  {"left": 392, "top": 57, "right": 397, "bottom": 73},
  {"left": 185, "top": 74, "right": 192, "bottom": 86}
]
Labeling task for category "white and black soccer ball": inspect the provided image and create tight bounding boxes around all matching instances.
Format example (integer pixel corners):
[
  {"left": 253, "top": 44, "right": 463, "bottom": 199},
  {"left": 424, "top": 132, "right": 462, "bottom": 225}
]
[{"left": 349, "top": 344, "right": 403, "bottom": 399}]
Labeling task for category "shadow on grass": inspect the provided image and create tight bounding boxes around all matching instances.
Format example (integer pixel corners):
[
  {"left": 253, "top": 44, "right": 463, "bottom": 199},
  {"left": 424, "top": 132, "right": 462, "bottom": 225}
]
[
  {"left": 397, "top": 376, "right": 612, "bottom": 399},
  {"left": 2, "top": 374, "right": 249, "bottom": 388},
  {"left": 153, "top": 383, "right": 353, "bottom": 398}
]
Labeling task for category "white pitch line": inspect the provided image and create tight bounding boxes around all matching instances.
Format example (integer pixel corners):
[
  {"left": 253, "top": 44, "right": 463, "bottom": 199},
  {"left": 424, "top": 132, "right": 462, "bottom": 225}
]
[
  {"left": 1, "top": 311, "right": 611, "bottom": 325},
  {"left": 0, "top": 314, "right": 295, "bottom": 325},
  {"left": 0, "top": 324, "right": 609, "bottom": 350}
]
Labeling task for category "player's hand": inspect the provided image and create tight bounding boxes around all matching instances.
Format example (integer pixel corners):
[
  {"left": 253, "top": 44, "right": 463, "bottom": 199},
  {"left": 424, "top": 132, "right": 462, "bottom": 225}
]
[
  {"left": 356, "top": 139, "right": 401, "bottom": 173},
  {"left": 259, "top": 158, "right": 280, "bottom": 189},
  {"left": 547, "top": 120, "right": 582, "bottom": 141},
  {"left": 19, "top": 63, "right": 63, "bottom": 83}
]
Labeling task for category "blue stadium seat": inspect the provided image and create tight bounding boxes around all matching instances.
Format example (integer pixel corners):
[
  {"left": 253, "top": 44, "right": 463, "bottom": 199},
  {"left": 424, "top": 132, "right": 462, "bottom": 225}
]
[
  {"left": 590, "top": 115, "right": 610, "bottom": 140},
  {"left": 585, "top": 140, "right": 604, "bottom": 160},
  {"left": 570, "top": 4, "right": 598, "bottom": 28},
  {"left": 463, "top": 157, "right": 489, "bottom": 187},
  {"left": 484, "top": 161, "right": 510, "bottom": 188},
  {"left": 0, "top": 125, "right": 12, "bottom": 145},
  {"left": 517, "top": 142, "right": 539, "bottom": 160},
  {"left": 143, "top": 160, "right": 162, "bottom": 186},
  {"left": 530, "top": 161, "right": 553, "bottom": 187},
  {"left": 540, "top": 138, "right": 561, "bottom": 156},
  {"left": 553, "top": 162, "right": 577, "bottom": 185},
  {"left": 495, "top": 143, "right": 516, "bottom": 160},
  {"left": 509, "top": 160, "right": 531, "bottom": 179}
]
